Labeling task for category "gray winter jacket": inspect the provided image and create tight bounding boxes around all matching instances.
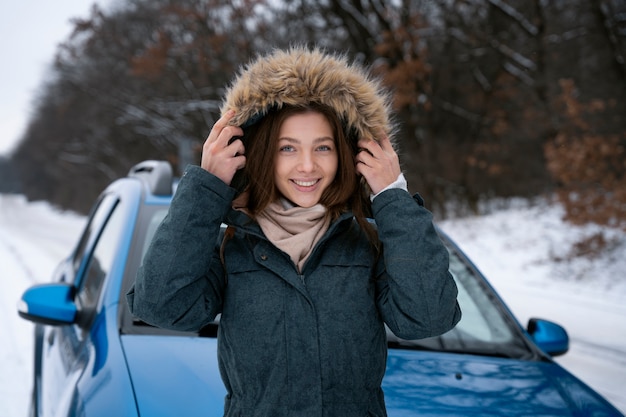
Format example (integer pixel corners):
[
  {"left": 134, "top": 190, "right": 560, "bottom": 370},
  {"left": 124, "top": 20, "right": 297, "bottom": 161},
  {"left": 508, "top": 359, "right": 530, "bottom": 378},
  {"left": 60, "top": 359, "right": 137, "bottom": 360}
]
[{"left": 127, "top": 165, "right": 461, "bottom": 417}]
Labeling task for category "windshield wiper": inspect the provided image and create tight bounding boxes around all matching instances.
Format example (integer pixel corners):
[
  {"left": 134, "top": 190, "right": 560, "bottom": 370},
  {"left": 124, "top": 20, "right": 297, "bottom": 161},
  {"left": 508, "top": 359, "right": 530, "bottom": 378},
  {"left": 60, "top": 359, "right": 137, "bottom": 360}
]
[
  {"left": 387, "top": 340, "right": 441, "bottom": 351},
  {"left": 387, "top": 337, "right": 530, "bottom": 359}
]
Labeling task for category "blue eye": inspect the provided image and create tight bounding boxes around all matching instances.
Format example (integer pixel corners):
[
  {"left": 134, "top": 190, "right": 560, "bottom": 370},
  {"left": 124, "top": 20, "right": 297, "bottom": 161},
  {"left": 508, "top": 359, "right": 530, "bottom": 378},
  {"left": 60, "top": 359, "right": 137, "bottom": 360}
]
[
  {"left": 317, "top": 145, "right": 333, "bottom": 152},
  {"left": 279, "top": 145, "right": 295, "bottom": 152}
]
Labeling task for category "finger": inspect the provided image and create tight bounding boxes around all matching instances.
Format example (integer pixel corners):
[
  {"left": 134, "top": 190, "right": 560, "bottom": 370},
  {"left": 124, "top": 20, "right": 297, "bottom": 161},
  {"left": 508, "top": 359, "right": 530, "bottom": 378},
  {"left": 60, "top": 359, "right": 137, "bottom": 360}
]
[
  {"left": 355, "top": 159, "right": 375, "bottom": 182},
  {"left": 206, "top": 110, "right": 237, "bottom": 145},
  {"left": 359, "top": 136, "right": 399, "bottom": 170},
  {"left": 355, "top": 152, "right": 375, "bottom": 171},
  {"left": 215, "top": 109, "right": 237, "bottom": 130},
  {"left": 234, "top": 154, "right": 246, "bottom": 171},
  {"left": 377, "top": 132, "right": 395, "bottom": 154},
  {"left": 218, "top": 125, "right": 244, "bottom": 148},
  {"left": 355, "top": 142, "right": 372, "bottom": 161},
  {"left": 358, "top": 138, "right": 382, "bottom": 158},
  {"left": 227, "top": 139, "right": 246, "bottom": 157},
  {"left": 205, "top": 126, "right": 244, "bottom": 159}
]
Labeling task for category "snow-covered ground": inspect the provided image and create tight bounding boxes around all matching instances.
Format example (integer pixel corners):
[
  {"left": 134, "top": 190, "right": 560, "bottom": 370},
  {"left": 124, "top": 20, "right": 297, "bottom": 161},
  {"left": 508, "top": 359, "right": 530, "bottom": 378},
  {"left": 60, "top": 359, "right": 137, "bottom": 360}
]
[
  {"left": 0, "top": 195, "right": 86, "bottom": 417},
  {"left": 1, "top": 193, "right": 625, "bottom": 416}
]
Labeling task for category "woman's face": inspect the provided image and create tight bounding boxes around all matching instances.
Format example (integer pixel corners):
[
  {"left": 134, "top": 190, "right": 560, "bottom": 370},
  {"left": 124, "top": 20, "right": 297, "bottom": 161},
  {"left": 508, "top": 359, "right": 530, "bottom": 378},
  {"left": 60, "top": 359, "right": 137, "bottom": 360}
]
[{"left": 274, "top": 111, "right": 338, "bottom": 208}]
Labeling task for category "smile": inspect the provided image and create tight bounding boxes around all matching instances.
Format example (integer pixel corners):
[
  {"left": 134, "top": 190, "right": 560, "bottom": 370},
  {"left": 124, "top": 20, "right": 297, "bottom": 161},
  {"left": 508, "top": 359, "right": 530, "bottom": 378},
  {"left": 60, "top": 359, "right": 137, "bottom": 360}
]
[{"left": 292, "top": 179, "right": 319, "bottom": 187}]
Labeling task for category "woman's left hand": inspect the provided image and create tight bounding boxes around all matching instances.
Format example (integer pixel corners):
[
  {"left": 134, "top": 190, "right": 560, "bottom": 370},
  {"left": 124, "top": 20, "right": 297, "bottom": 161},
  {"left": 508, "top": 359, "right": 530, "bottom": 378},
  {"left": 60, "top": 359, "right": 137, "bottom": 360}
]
[{"left": 356, "top": 133, "right": 402, "bottom": 195}]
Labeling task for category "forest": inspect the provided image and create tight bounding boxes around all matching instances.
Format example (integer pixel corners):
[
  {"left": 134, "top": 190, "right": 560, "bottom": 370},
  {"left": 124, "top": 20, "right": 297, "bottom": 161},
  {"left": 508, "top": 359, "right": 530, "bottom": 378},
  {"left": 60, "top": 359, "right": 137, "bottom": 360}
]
[{"left": 1, "top": 0, "right": 625, "bottom": 230}]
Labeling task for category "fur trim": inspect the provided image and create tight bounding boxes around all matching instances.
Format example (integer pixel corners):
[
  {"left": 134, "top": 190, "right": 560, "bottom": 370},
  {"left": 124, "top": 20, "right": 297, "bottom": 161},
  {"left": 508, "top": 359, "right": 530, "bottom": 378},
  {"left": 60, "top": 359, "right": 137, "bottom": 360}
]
[{"left": 220, "top": 47, "right": 395, "bottom": 144}]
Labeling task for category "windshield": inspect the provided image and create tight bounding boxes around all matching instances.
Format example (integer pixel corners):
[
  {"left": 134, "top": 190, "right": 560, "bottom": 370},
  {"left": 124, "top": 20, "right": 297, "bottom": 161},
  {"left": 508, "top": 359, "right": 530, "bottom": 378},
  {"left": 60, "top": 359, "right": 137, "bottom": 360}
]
[{"left": 386, "top": 240, "right": 535, "bottom": 359}]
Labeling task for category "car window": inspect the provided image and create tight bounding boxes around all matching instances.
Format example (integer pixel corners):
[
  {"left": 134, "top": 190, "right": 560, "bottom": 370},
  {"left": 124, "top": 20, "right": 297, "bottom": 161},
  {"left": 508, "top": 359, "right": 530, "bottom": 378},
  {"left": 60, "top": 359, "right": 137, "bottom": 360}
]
[
  {"left": 447, "top": 251, "right": 514, "bottom": 344},
  {"left": 71, "top": 194, "right": 119, "bottom": 280},
  {"left": 119, "top": 205, "right": 198, "bottom": 336},
  {"left": 140, "top": 208, "right": 168, "bottom": 262},
  {"left": 76, "top": 197, "right": 125, "bottom": 314}
]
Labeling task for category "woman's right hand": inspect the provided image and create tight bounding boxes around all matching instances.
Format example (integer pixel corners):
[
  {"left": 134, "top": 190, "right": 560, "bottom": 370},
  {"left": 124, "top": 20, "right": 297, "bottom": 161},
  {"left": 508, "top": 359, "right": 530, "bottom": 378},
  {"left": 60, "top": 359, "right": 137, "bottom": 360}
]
[{"left": 201, "top": 110, "right": 246, "bottom": 185}]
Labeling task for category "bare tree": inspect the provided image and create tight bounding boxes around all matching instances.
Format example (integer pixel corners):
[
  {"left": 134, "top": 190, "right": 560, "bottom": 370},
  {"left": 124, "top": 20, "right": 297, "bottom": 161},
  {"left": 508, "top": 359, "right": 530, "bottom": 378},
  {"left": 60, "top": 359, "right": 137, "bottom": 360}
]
[
  {"left": 13, "top": 0, "right": 274, "bottom": 211},
  {"left": 10, "top": 0, "right": 625, "bottom": 226}
]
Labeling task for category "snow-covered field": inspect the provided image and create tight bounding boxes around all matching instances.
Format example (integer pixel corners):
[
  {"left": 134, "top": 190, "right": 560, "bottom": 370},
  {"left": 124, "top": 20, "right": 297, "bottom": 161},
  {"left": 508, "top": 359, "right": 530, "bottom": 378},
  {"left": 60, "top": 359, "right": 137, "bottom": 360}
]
[{"left": 1, "top": 193, "right": 625, "bottom": 416}]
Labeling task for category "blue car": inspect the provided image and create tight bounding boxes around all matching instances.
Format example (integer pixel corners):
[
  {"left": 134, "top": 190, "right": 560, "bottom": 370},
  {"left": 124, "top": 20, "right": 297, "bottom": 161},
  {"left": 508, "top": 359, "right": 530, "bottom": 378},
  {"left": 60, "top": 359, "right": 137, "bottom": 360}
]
[{"left": 18, "top": 160, "right": 623, "bottom": 417}]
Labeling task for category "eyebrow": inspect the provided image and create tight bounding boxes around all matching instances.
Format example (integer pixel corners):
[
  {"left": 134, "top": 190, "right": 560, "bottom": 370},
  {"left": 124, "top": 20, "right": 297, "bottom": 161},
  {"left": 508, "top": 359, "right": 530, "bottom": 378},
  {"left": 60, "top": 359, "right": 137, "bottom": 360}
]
[{"left": 278, "top": 137, "right": 334, "bottom": 144}]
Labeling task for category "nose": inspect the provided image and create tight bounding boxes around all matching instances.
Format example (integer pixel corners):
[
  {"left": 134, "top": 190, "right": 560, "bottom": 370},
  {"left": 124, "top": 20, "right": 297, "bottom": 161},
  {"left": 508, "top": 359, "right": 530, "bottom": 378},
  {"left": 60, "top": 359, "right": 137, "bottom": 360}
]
[{"left": 297, "top": 150, "right": 315, "bottom": 172}]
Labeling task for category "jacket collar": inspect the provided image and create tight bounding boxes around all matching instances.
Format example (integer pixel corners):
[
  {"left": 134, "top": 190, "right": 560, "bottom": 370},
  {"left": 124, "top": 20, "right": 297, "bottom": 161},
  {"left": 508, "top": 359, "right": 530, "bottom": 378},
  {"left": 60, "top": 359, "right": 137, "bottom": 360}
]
[{"left": 225, "top": 206, "right": 354, "bottom": 244}]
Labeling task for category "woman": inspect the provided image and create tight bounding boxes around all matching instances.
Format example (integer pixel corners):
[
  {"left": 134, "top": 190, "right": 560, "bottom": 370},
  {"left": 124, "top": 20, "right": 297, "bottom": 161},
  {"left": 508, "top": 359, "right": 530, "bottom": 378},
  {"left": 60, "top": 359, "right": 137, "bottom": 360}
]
[{"left": 128, "top": 47, "right": 461, "bottom": 417}]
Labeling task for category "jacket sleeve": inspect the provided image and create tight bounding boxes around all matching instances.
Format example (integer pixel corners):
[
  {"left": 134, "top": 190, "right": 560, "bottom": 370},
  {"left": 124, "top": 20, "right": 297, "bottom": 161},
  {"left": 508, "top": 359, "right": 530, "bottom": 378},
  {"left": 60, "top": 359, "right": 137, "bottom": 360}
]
[
  {"left": 372, "top": 189, "right": 462, "bottom": 340},
  {"left": 126, "top": 165, "right": 236, "bottom": 332}
]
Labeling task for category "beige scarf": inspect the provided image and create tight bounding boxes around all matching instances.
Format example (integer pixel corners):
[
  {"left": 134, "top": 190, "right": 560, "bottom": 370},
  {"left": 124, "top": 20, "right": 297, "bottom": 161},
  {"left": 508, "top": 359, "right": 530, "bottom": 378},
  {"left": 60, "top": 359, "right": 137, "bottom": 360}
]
[{"left": 256, "top": 200, "right": 330, "bottom": 273}]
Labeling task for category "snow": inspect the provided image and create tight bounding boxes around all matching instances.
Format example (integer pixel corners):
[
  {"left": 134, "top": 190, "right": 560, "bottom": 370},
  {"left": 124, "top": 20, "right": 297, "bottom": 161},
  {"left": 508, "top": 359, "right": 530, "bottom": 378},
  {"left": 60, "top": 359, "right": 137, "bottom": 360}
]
[{"left": 1, "top": 193, "right": 625, "bottom": 416}]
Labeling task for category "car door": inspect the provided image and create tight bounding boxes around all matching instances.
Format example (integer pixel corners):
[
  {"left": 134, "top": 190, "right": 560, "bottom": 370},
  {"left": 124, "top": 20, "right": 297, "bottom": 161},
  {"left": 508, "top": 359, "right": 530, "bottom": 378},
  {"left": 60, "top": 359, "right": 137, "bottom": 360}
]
[{"left": 39, "top": 192, "right": 124, "bottom": 417}]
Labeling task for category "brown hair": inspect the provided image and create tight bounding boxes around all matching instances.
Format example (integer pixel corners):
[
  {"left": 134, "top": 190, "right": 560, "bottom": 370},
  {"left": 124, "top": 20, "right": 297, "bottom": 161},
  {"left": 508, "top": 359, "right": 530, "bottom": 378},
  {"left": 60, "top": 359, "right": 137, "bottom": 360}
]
[{"left": 239, "top": 103, "right": 379, "bottom": 247}]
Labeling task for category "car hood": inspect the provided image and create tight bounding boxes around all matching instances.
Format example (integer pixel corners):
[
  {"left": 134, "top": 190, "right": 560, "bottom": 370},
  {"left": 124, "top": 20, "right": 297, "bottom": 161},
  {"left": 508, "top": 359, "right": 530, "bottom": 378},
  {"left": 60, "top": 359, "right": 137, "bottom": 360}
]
[
  {"left": 121, "top": 335, "right": 620, "bottom": 417},
  {"left": 384, "top": 349, "right": 621, "bottom": 416},
  {"left": 121, "top": 335, "right": 226, "bottom": 417}
]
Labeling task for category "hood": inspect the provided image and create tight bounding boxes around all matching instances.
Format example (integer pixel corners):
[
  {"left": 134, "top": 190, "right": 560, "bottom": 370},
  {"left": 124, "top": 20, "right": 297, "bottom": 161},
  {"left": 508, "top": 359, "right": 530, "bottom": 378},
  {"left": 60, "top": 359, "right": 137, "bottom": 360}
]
[
  {"left": 121, "top": 335, "right": 226, "bottom": 417},
  {"left": 121, "top": 335, "right": 622, "bottom": 416},
  {"left": 220, "top": 46, "right": 395, "bottom": 145},
  {"left": 383, "top": 349, "right": 622, "bottom": 416}
]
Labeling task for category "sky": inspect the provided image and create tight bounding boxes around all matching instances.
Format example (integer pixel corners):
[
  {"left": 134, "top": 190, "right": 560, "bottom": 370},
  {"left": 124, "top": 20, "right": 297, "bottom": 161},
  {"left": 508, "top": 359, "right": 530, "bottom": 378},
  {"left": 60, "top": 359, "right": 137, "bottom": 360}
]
[
  {"left": 1, "top": 194, "right": 624, "bottom": 416},
  {"left": 0, "top": 1, "right": 109, "bottom": 157}
]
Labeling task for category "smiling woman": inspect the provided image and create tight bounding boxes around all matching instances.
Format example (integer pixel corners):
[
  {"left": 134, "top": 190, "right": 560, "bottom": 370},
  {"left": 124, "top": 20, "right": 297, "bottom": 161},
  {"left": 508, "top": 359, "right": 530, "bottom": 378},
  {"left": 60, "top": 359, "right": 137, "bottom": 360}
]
[{"left": 127, "top": 46, "right": 462, "bottom": 417}]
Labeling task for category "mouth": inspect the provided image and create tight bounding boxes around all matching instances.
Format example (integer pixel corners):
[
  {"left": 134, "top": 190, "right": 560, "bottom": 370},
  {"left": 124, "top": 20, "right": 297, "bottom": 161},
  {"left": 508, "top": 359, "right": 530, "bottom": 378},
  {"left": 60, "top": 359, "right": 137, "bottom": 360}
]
[{"left": 291, "top": 179, "right": 320, "bottom": 188}]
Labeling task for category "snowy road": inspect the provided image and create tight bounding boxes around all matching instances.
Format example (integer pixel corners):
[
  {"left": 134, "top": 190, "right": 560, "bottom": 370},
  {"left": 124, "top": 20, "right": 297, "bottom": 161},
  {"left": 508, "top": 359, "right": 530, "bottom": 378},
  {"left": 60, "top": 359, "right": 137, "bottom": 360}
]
[
  {"left": 0, "top": 195, "right": 85, "bottom": 417},
  {"left": 1, "top": 194, "right": 625, "bottom": 416},
  {"left": 1, "top": 233, "right": 37, "bottom": 417}
]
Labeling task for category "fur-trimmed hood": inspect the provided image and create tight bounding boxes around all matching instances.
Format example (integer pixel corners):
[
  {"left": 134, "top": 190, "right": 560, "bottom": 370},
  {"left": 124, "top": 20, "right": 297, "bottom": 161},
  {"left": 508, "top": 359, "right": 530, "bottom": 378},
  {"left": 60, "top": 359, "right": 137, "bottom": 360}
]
[{"left": 220, "top": 47, "right": 395, "bottom": 144}]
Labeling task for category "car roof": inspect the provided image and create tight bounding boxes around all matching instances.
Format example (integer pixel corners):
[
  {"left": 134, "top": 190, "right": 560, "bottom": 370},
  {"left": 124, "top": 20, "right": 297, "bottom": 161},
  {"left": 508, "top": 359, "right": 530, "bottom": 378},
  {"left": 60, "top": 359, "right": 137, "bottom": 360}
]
[{"left": 128, "top": 160, "right": 175, "bottom": 197}]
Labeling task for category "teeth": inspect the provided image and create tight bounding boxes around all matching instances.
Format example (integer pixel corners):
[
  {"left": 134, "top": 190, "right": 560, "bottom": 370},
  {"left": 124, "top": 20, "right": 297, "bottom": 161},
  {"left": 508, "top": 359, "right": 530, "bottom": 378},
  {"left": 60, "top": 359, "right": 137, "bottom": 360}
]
[{"left": 293, "top": 179, "right": 317, "bottom": 187}]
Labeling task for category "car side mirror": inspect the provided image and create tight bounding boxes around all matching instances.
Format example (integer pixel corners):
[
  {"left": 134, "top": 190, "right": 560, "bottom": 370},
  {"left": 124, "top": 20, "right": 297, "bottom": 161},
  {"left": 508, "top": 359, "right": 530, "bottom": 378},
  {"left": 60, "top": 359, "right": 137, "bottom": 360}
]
[
  {"left": 17, "top": 283, "right": 77, "bottom": 325},
  {"left": 527, "top": 318, "right": 569, "bottom": 357}
]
